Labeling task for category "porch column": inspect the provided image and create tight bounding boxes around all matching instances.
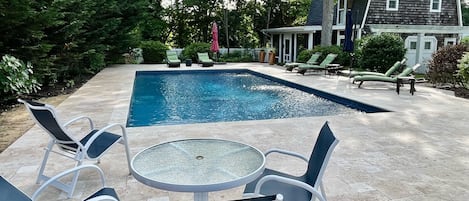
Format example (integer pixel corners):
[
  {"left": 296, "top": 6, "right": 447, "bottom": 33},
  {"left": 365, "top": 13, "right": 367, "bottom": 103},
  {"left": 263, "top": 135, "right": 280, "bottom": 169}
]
[
  {"left": 278, "top": 34, "right": 283, "bottom": 63},
  {"left": 293, "top": 33, "right": 297, "bottom": 62},
  {"left": 415, "top": 33, "right": 425, "bottom": 66},
  {"left": 308, "top": 32, "right": 314, "bottom": 49}
]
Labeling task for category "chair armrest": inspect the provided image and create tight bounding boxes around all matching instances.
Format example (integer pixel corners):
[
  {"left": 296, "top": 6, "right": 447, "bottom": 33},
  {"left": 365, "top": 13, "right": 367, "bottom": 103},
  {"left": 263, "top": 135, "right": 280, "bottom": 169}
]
[
  {"left": 63, "top": 116, "right": 94, "bottom": 130},
  {"left": 31, "top": 164, "right": 106, "bottom": 200},
  {"left": 265, "top": 148, "right": 308, "bottom": 163},
  {"left": 82, "top": 123, "right": 126, "bottom": 149},
  {"left": 86, "top": 195, "right": 119, "bottom": 201},
  {"left": 253, "top": 175, "right": 325, "bottom": 201}
]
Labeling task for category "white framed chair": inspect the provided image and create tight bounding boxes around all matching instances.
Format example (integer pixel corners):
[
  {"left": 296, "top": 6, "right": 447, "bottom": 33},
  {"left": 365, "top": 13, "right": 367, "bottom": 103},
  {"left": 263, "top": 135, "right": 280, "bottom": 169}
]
[
  {"left": 243, "top": 122, "right": 339, "bottom": 201},
  {"left": 17, "top": 99, "right": 131, "bottom": 198},
  {"left": 0, "top": 164, "right": 119, "bottom": 201}
]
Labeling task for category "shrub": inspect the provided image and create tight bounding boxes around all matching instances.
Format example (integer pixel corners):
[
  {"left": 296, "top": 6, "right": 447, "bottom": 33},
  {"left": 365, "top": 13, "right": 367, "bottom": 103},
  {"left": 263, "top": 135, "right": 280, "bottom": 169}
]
[
  {"left": 140, "top": 41, "right": 168, "bottom": 63},
  {"left": 0, "top": 55, "right": 41, "bottom": 96},
  {"left": 356, "top": 33, "right": 406, "bottom": 73},
  {"left": 181, "top": 42, "right": 211, "bottom": 62},
  {"left": 297, "top": 45, "right": 351, "bottom": 66},
  {"left": 427, "top": 44, "right": 467, "bottom": 85},
  {"left": 457, "top": 52, "right": 469, "bottom": 88},
  {"left": 461, "top": 36, "right": 469, "bottom": 45}
]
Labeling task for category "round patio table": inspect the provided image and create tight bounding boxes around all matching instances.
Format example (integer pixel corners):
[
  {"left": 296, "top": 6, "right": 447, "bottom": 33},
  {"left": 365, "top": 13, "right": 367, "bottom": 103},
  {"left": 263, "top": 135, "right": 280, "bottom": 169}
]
[{"left": 131, "top": 139, "right": 265, "bottom": 201}]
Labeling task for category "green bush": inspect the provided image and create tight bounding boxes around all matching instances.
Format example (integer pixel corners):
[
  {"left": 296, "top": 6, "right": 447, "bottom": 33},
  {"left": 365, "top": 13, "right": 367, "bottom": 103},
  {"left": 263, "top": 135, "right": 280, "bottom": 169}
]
[
  {"left": 356, "top": 33, "right": 406, "bottom": 73},
  {"left": 0, "top": 55, "right": 41, "bottom": 97},
  {"left": 297, "top": 45, "right": 351, "bottom": 66},
  {"left": 457, "top": 52, "right": 469, "bottom": 88},
  {"left": 428, "top": 44, "right": 467, "bottom": 85},
  {"left": 140, "top": 41, "right": 168, "bottom": 63},
  {"left": 181, "top": 42, "right": 211, "bottom": 62}
]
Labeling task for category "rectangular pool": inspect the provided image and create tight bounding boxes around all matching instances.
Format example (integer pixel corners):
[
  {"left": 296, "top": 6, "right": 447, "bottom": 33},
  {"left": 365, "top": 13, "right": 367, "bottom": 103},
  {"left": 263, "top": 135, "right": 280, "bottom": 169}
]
[{"left": 127, "top": 69, "right": 387, "bottom": 127}]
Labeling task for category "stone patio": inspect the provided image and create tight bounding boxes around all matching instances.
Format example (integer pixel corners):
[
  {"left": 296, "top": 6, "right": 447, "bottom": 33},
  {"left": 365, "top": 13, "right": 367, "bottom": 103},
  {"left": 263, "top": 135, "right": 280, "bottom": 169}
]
[{"left": 1, "top": 63, "right": 469, "bottom": 201}]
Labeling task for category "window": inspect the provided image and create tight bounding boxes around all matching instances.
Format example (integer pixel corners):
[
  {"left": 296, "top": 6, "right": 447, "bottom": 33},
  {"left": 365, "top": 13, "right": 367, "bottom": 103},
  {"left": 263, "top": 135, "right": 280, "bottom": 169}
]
[
  {"left": 386, "top": 0, "right": 399, "bottom": 11},
  {"left": 444, "top": 38, "right": 457, "bottom": 46},
  {"left": 410, "top": 41, "right": 417, "bottom": 50},
  {"left": 337, "top": 0, "right": 347, "bottom": 25},
  {"left": 424, "top": 42, "right": 432, "bottom": 50},
  {"left": 430, "top": 0, "right": 441, "bottom": 12}
]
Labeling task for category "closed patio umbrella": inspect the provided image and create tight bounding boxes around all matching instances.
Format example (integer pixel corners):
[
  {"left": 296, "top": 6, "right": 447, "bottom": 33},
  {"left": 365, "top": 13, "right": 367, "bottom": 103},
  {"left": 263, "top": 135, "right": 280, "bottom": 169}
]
[
  {"left": 210, "top": 22, "right": 220, "bottom": 61},
  {"left": 343, "top": 10, "right": 354, "bottom": 53},
  {"left": 343, "top": 10, "right": 354, "bottom": 71}
]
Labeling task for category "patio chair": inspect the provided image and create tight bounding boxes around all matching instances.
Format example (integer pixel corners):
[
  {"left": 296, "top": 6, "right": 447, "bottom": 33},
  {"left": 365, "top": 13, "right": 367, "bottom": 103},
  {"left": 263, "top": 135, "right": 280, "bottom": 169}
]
[
  {"left": 0, "top": 164, "right": 119, "bottom": 201},
  {"left": 353, "top": 63, "right": 421, "bottom": 88},
  {"left": 166, "top": 50, "right": 181, "bottom": 67},
  {"left": 243, "top": 122, "right": 339, "bottom": 201},
  {"left": 17, "top": 99, "right": 131, "bottom": 198},
  {"left": 197, "top": 52, "right": 214, "bottom": 67},
  {"left": 349, "top": 58, "right": 406, "bottom": 78},
  {"left": 296, "top": 54, "right": 338, "bottom": 75},
  {"left": 285, "top": 52, "right": 322, "bottom": 71},
  {"left": 231, "top": 194, "right": 283, "bottom": 201}
]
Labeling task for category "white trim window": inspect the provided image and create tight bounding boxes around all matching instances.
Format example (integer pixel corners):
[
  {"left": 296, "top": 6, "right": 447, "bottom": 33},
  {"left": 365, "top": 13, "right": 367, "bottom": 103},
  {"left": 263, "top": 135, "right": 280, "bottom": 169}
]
[
  {"left": 430, "top": 0, "right": 442, "bottom": 12},
  {"left": 444, "top": 38, "right": 457, "bottom": 46},
  {"left": 386, "top": 0, "right": 399, "bottom": 11}
]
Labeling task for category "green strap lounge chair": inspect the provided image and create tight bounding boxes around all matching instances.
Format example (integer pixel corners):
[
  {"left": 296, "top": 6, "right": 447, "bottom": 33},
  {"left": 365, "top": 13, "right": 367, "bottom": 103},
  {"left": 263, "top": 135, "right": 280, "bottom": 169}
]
[
  {"left": 285, "top": 52, "right": 322, "bottom": 71},
  {"left": 197, "top": 52, "right": 214, "bottom": 67},
  {"left": 296, "top": 53, "right": 338, "bottom": 75},
  {"left": 166, "top": 50, "right": 181, "bottom": 67},
  {"left": 349, "top": 58, "right": 406, "bottom": 78},
  {"left": 354, "top": 63, "right": 421, "bottom": 88}
]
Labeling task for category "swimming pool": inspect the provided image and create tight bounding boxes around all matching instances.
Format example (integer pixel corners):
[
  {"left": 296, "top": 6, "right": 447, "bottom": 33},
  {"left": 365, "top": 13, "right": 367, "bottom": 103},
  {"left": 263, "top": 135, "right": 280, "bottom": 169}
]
[{"left": 127, "top": 69, "right": 387, "bottom": 127}]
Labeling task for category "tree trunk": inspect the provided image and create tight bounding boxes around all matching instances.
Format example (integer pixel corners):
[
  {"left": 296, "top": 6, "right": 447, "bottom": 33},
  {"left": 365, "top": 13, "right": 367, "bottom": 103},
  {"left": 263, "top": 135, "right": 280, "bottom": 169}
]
[{"left": 321, "top": 0, "right": 334, "bottom": 46}]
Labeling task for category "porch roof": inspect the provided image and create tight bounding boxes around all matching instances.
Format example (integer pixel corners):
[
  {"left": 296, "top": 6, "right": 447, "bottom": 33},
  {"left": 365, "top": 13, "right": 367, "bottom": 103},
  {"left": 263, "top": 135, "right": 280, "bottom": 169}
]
[
  {"left": 262, "top": 25, "right": 347, "bottom": 34},
  {"left": 369, "top": 24, "right": 469, "bottom": 34}
]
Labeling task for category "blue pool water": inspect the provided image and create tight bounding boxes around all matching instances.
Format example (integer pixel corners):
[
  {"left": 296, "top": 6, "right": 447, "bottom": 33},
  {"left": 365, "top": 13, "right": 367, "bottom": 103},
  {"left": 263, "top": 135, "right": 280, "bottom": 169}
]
[{"left": 127, "top": 70, "right": 386, "bottom": 127}]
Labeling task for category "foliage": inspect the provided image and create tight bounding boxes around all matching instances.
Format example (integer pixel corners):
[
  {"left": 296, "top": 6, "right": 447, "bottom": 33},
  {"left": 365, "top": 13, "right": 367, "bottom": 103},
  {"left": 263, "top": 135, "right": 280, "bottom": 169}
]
[
  {"left": 355, "top": 33, "right": 406, "bottom": 73},
  {"left": 461, "top": 36, "right": 469, "bottom": 45},
  {"left": 427, "top": 44, "right": 467, "bottom": 85},
  {"left": 297, "top": 46, "right": 351, "bottom": 66},
  {"left": 457, "top": 52, "right": 469, "bottom": 88},
  {"left": 463, "top": 4, "right": 469, "bottom": 26},
  {"left": 0, "top": 55, "right": 41, "bottom": 97},
  {"left": 140, "top": 41, "right": 168, "bottom": 63},
  {"left": 219, "top": 50, "right": 254, "bottom": 62},
  {"left": 181, "top": 42, "right": 212, "bottom": 62}
]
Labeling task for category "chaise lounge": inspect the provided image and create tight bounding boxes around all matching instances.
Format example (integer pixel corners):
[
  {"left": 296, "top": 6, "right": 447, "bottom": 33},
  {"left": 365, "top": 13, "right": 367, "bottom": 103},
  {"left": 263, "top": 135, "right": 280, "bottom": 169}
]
[
  {"left": 349, "top": 58, "right": 406, "bottom": 78},
  {"left": 353, "top": 63, "right": 421, "bottom": 88},
  {"left": 197, "top": 52, "right": 214, "bottom": 67},
  {"left": 166, "top": 50, "right": 181, "bottom": 67},
  {"left": 285, "top": 52, "right": 322, "bottom": 71},
  {"left": 296, "top": 53, "right": 338, "bottom": 75}
]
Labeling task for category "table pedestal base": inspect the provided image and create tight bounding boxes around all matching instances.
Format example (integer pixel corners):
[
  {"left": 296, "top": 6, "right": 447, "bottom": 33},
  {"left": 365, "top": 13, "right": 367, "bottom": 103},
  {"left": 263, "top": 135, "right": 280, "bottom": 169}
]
[{"left": 194, "top": 192, "right": 208, "bottom": 201}]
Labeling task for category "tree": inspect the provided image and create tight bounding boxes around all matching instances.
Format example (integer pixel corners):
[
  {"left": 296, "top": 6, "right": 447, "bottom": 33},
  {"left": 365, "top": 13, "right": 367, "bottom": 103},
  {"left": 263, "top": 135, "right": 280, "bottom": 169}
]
[{"left": 321, "top": 0, "right": 334, "bottom": 46}]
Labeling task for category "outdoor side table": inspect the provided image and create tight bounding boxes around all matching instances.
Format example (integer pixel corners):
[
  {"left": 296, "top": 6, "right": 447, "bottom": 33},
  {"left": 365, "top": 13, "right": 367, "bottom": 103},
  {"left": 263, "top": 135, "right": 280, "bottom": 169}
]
[
  {"left": 326, "top": 64, "right": 343, "bottom": 76},
  {"left": 131, "top": 139, "right": 265, "bottom": 201},
  {"left": 396, "top": 76, "right": 416, "bottom": 95}
]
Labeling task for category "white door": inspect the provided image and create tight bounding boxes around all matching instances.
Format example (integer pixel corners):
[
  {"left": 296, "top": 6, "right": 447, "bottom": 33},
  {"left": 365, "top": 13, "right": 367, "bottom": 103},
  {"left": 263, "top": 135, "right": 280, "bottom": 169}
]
[
  {"left": 283, "top": 34, "right": 291, "bottom": 63},
  {"left": 405, "top": 36, "right": 437, "bottom": 74}
]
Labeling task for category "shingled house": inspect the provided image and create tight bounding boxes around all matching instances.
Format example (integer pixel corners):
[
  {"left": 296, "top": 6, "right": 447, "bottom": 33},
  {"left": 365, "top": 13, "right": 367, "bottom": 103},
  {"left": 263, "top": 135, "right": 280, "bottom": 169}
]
[{"left": 263, "top": 0, "right": 469, "bottom": 72}]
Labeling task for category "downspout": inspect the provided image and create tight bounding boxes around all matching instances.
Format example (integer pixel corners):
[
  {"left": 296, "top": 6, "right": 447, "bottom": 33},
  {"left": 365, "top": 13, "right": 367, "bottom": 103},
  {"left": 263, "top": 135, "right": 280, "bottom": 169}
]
[
  {"left": 456, "top": 0, "right": 463, "bottom": 43},
  {"left": 457, "top": 0, "right": 463, "bottom": 27},
  {"left": 361, "top": 0, "right": 372, "bottom": 34}
]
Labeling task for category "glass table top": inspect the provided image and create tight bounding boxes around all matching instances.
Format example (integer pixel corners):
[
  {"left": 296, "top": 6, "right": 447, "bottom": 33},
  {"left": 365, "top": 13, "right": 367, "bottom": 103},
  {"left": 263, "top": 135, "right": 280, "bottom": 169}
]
[{"left": 131, "top": 139, "right": 265, "bottom": 192}]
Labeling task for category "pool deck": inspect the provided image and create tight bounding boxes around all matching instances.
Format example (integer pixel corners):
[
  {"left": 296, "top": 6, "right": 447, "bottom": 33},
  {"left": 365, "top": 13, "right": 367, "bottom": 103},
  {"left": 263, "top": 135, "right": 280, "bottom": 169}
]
[{"left": 1, "top": 63, "right": 469, "bottom": 200}]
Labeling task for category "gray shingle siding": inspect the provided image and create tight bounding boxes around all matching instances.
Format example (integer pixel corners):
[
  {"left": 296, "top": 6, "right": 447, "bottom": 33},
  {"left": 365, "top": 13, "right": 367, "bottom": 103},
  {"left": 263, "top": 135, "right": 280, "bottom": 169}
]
[{"left": 366, "top": 0, "right": 459, "bottom": 26}]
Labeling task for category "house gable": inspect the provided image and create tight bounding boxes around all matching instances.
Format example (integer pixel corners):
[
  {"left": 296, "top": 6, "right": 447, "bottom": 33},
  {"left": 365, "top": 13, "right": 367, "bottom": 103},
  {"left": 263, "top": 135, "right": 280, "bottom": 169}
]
[
  {"left": 365, "top": 0, "right": 459, "bottom": 26},
  {"left": 305, "top": 0, "right": 337, "bottom": 25}
]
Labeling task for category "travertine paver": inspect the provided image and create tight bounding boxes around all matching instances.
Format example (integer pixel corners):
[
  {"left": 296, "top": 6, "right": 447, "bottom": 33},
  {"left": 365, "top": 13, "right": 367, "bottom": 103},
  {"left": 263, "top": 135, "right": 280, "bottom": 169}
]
[{"left": 1, "top": 63, "right": 469, "bottom": 201}]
